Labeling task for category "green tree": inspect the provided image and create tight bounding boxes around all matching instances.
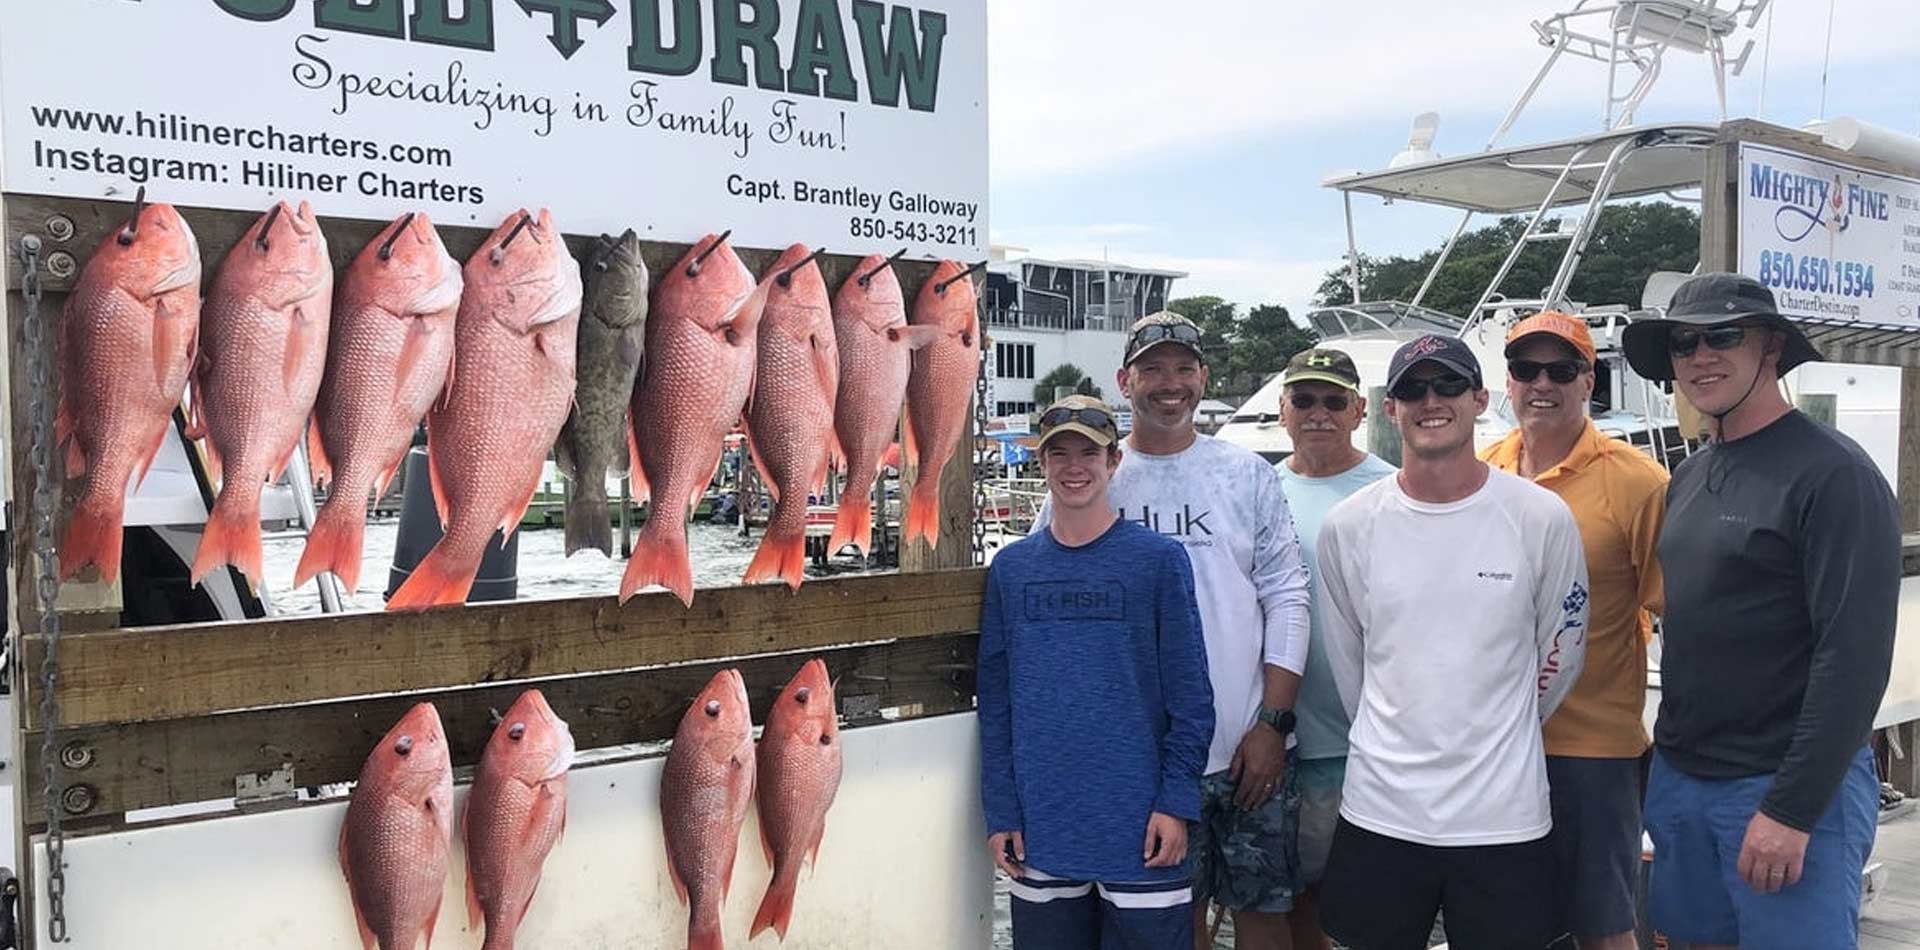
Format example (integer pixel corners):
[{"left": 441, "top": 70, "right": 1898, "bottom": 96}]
[
  {"left": 1034, "top": 363, "right": 1100, "bottom": 405},
  {"left": 1313, "top": 203, "right": 1699, "bottom": 318},
  {"left": 1164, "top": 297, "right": 1319, "bottom": 401}
]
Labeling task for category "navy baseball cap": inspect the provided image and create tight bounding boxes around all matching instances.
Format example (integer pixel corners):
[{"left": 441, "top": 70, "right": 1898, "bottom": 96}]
[{"left": 1386, "top": 334, "right": 1483, "bottom": 392}]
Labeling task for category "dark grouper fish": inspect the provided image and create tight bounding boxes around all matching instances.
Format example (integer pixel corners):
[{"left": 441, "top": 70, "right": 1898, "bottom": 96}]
[{"left": 556, "top": 229, "right": 649, "bottom": 557}]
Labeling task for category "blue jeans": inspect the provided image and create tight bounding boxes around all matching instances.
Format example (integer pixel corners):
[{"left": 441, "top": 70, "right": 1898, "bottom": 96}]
[{"left": 1644, "top": 745, "right": 1878, "bottom": 949}]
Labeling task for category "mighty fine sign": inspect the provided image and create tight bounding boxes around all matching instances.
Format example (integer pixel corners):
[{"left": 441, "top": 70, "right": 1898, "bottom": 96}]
[{"left": 0, "top": 0, "right": 988, "bottom": 257}]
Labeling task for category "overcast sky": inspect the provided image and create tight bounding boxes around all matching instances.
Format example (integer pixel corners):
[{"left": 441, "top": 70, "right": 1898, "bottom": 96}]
[{"left": 984, "top": 0, "right": 1920, "bottom": 314}]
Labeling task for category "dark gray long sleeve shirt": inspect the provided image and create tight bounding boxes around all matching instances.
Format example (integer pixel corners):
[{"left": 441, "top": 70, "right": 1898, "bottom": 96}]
[{"left": 1655, "top": 410, "right": 1901, "bottom": 831}]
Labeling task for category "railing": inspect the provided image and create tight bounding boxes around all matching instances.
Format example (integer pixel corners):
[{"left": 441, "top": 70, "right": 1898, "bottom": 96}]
[{"left": 985, "top": 307, "right": 1090, "bottom": 332}]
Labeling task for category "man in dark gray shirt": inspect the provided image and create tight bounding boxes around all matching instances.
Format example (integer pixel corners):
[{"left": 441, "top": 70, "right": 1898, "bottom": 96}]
[{"left": 1622, "top": 272, "right": 1899, "bottom": 950}]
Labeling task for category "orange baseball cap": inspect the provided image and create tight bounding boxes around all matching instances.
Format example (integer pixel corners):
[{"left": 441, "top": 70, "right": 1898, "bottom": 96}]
[{"left": 1504, "top": 311, "right": 1597, "bottom": 364}]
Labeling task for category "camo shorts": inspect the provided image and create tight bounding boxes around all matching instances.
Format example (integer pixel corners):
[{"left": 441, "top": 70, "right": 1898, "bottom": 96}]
[{"left": 1189, "top": 750, "right": 1302, "bottom": 914}]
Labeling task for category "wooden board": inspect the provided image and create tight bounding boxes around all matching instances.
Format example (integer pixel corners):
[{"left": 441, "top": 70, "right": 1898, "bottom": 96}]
[
  {"left": 22, "top": 566, "right": 984, "bottom": 730},
  {"left": 2, "top": 192, "right": 952, "bottom": 304},
  {"left": 21, "top": 631, "right": 977, "bottom": 828},
  {"left": 1904, "top": 368, "right": 1920, "bottom": 534}
]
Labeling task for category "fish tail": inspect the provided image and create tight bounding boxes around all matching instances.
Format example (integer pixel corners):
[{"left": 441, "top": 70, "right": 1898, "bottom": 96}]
[
  {"left": 619, "top": 521, "right": 692, "bottom": 606},
  {"left": 904, "top": 478, "right": 942, "bottom": 550},
  {"left": 385, "top": 538, "right": 480, "bottom": 611},
  {"left": 293, "top": 489, "right": 367, "bottom": 594},
  {"left": 190, "top": 484, "right": 265, "bottom": 587},
  {"left": 563, "top": 481, "right": 613, "bottom": 558},
  {"left": 750, "top": 865, "right": 801, "bottom": 941},
  {"left": 828, "top": 497, "right": 872, "bottom": 557},
  {"left": 688, "top": 907, "right": 727, "bottom": 950},
  {"left": 742, "top": 528, "right": 807, "bottom": 591},
  {"left": 58, "top": 487, "right": 126, "bottom": 584}
]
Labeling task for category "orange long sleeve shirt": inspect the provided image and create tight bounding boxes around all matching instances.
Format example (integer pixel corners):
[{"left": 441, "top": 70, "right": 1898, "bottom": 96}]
[{"left": 1482, "top": 421, "right": 1668, "bottom": 758}]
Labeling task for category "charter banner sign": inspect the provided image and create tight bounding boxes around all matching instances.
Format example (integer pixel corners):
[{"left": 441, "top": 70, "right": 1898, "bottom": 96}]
[
  {"left": 0, "top": 0, "right": 987, "bottom": 258},
  {"left": 1738, "top": 143, "right": 1920, "bottom": 327}
]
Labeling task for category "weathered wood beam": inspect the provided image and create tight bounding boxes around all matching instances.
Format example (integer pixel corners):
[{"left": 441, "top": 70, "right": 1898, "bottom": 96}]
[
  {"left": 23, "top": 632, "right": 978, "bottom": 828},
  {"left": 23, "top": 567, "right": 985, "bottom": 729}
]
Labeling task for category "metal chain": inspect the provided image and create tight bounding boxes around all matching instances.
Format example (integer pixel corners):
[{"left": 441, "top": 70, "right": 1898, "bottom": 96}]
[
  {"left": 20, "top": 234, "right": 69, "bottom": 942},
  {"left": 971, "top": 294, "right": 990, "bottom": 568}
]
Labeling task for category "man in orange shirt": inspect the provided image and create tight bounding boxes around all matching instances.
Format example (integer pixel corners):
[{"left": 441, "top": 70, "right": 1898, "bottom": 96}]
[{"left": 1481, "top": 312, "right": 1668, "bottom": 950}]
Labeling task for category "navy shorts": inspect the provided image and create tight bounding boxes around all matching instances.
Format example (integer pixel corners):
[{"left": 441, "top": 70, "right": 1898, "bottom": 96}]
[
  {"left": 1644, "top": 744, "right": 1879, "bottom": 949},
  {"left": 1189, "top": 755, "right": 1302, "bottom": 913},
  {"left": 1546, "top": 754, "right": 1644, "bottom": 938},
  {"left": 1008, "top": 869, "right": 1193, "bottom": 949}
]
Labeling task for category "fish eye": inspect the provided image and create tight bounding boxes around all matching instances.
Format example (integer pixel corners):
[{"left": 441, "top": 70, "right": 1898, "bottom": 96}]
[
  {"left": 394, "top": 735, "right": 413, "bottom": 756},
  {"left": 705, "top": 700, "right": 721, "bottom": 717},
  {"left": 795, "top": 687, "right": 811, "bottom": 704},
  {"left": 508, "top": 723, "right": 526, "bottom": 740},
  {"left": 819, "top": 734, "right": 833, "bottom": 746}
]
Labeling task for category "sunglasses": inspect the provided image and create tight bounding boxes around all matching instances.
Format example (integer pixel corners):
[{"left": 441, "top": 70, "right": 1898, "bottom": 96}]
[
  {"left": 1288, "top": 392, "right": 1351, "bottom": 412},
  {"left": 1669, "top": 325, "right": 1751, "bottom": 358},
  {"left": 1508, "top": 359, "right": 1586, "bottom": 384},
  {"left": 1389, "top": 374, "right": 1474, "bottom": 402},
  {"left": 1039, "top": 405, "right": 1116, "bottom": 434},
  {"left": 1129, "top": 322, "right": 1203, "bottom": 351}
]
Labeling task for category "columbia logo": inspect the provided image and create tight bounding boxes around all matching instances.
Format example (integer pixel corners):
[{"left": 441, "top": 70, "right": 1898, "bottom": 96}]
[{"left": 1477, "top": 571, "right": 1515, "bottom": 581}]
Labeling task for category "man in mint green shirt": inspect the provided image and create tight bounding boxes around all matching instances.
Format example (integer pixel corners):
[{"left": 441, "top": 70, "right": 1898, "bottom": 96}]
[{"left": 1272, "top": 347, "right": 1396, "bottom": 950}]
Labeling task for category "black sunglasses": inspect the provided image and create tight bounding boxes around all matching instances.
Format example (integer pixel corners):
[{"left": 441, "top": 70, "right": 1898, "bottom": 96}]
[
  {"left": 1040, "top": 406, "right": 1116, "bottom": 434},
  {"left": 1389, "top": 374, "right": 1474, "bottom": 402},
  {"left": 1669, "top": 325, "right": 1751, "bottom": 357},
  {"left": 1288, "top": 392, "right": 1351, "bottom": 412},
  {"left": 1508, "top": 359, "right": 1586, "bottom": 384},
  {"left": 1129, "top": 322, "right": 1203, "bottom": 350}
]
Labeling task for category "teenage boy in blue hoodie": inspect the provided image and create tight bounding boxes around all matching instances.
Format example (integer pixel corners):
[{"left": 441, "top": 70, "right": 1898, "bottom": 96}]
[{"left": 978, "top": 394, "right": 1215, "bottom": 948}]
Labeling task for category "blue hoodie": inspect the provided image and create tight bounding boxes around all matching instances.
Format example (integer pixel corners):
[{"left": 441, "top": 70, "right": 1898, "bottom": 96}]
[{"left": 977, "top": 518, "right": 1214, "bottom": 883}]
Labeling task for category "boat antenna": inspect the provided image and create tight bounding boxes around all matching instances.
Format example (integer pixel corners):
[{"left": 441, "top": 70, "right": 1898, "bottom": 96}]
[
  {"left": 1818, "top": 0, "right": 1836, "bottom": 121},
  {"left": 490, "top": 212, "right": 534, "bottom": 266},
  {"left": 116, "top": 185, "right": 148, "bottom": 247},
  {"left": 254, "top": 202, "right": 284, "bottom": 252},
  {"left": 935, "top": 260, "right": 986, "bottom": 295},
  {"left": 687, "top": 229, "right": 732, "bottom": 278},
  {"left": 378, "top": 212, "right": 416, "bottom": 262},
  {"left": 1756, "top": 0, "right": 1775, "bottom": 118},
  {"left": 775, "top": 247, "right": 828, "bottom": 288},
  {"left": 858, "top": 248, "right": 909, "bottom": 287}
]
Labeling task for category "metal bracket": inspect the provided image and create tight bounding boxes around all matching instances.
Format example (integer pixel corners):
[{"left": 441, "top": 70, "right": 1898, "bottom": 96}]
[{"left": 235, "top": 764, "right": 298, "bottom": 808}]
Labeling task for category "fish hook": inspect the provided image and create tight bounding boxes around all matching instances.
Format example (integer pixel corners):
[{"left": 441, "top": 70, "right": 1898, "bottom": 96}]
[
  {"left": 490, "top": 212, "right": 534, "bottom": 266},
  {"left": 116, "top": 185, "right": 148, "bottom": 247},
  {"left": 686, "top": 229, "right": 732, "bottom": 278},
  {"left": 254, "top": 203, "right": 284, "bottom": 253},
  {"left": 935, "top": 259, "right": 987, "bottom": 295},
  {"left": 857, "top": 247, "right": 909, "bottom": 288},
  {"left": 774, "top": 246, "right": 828, "bottom": 288},
  {"left": 377, "top": 212, "right": 417, "bottom": 262}
]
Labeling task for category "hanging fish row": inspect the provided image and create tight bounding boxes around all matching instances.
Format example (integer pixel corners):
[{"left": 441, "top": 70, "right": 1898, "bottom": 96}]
[
  {"left": 51, "top": 195, "right": 982, "bottom": 610},
  {"left": 342, "top": 662, "right": 842, "bottom": 950}
]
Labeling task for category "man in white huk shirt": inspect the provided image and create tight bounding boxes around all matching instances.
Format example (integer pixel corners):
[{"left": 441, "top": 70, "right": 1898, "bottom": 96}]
[
  {"left": 1036, "top": 311, "right": 1312, "bottom": 949},
  {"left": 1314, "top": 334, "right": 1590, "bottom": 950}
]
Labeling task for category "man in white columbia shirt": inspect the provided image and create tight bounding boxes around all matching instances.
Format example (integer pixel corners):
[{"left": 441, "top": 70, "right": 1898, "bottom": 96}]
[
  {"left": 1036, "top": 310, "right": 1312, "bottom": 949},
  {"left": 1315, "top": 334, "right": 1589, "bottom": 950}
]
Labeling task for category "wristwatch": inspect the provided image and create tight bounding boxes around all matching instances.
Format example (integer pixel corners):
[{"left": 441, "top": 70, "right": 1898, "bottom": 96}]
[{"left": 1257, "top": 707, "right": 1296, "bottom": 735}]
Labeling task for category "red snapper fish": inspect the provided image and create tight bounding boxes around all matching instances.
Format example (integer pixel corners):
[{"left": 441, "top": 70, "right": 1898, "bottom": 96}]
[
  {"left": 621, "top": 233, "right": 771, "bottom": 606},
  {"left": 56, "top": 197, "right": 202, "bottom": 582},
  {"left": 751, "top": 659, "right": 844, "bottom": 941},
  {"left": 465, "top": 688, "right": 574, "bottom": 950},
  {"left": 902, "top": 260, "right": 982, "bottom": 549},
  {"left": 386, "top": 209, "right": 581, "bottom": 610},
  {"left": 661, "top": 668, "right": 757, "bottom": 950},
  {"left": 742, "top": 244, "right": 838, "bottom": 590},
  {"left": 339, "top": 702, "right": 454, "bottom": 950},
  {"left": 188, "top": 200, "right": 333, "bottom": 586},
  {"left": 826, "top": 253, "right": 940, "bottom": 557},
  {"left": 296, "top": 212, "right": 462, "bottom": 595}
]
